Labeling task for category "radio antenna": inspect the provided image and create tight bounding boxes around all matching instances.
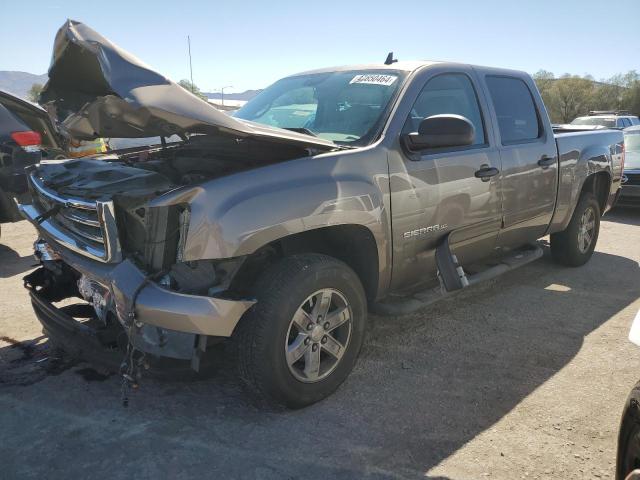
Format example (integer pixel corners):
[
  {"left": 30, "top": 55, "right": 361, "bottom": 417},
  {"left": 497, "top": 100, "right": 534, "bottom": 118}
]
[{"left": 384, "top": 52, "right": 397, "bottom": 65}]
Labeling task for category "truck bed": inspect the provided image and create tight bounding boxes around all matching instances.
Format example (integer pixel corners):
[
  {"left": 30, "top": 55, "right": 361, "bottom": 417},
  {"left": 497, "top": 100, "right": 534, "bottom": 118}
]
[{"left": 549, "top": 128, "right": 624, "bottom": 234}]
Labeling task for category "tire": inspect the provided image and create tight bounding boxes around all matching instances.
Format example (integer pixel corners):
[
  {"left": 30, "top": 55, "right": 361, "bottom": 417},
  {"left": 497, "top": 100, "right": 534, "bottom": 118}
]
[
  {"left": 234, "top": 254, "right": 367, "bottom": 408},
  {"left": 550, "top": 192, "right": 600, "bottom": 267},
  {"left": 617, "top": 381, "right": 640, "bottom": 480}
]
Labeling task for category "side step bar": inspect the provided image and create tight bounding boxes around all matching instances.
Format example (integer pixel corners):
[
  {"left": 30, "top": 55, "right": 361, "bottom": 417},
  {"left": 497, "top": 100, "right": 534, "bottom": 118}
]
[
  {"left": 373, "top": 237, "right": 543, "bottom": 316},
  {"left": 435, "top": 234, "right": 468, "bottom": 292}
]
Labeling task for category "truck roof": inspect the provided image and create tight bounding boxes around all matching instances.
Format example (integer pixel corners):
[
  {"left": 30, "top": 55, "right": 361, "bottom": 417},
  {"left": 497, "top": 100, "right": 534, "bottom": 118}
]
[
  {"left": 291, "top": 61, "right": 440, "bottom": 76},
  {"left": 290, "top": 60, "right": 529, "bottom": 78}
]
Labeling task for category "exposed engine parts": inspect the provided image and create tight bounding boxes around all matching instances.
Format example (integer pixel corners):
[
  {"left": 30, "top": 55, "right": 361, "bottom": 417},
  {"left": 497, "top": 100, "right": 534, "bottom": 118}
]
[{"left": 77, "top": 275, "right": 111, "bottom": 324}]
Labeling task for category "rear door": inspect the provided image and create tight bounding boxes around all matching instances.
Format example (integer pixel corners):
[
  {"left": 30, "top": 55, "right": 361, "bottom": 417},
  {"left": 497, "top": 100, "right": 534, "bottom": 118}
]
[
  {"left": 387, "top": 66, "right": 503, "bottom": 291},
  {"left": 479, "top": 72, "right": 558, "bottom": 247}
]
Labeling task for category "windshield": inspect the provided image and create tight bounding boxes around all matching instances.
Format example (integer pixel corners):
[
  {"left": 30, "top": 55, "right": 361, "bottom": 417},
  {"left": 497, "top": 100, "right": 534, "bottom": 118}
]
[
  {"left": 625, "top": 131, "right": 640, "bottom": 152},
  {"left": 234, "top": 70, "right": 406, "bottom": 145},
  {"left": 571, "top": 117, "right": 616, "bottom": 127}
]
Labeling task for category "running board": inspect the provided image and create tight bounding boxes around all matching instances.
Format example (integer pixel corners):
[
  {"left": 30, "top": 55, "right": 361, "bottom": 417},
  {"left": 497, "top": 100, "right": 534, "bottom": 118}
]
[
  {"left": 373, "top": 240, "right": 543, "bottom": 316},
  {"left": 435, "top": 234, "right": 468, "bottom": 292}
]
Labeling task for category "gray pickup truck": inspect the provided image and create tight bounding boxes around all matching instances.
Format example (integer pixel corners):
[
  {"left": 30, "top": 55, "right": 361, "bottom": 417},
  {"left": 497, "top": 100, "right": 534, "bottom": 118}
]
[{"left": 20, "top": 21, "right": 624, "bottom": 407}]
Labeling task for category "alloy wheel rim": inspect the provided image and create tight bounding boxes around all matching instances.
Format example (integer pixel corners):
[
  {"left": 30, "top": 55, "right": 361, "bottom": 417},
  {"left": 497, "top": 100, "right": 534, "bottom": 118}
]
[
  {"left": 284, "top": 288, "right": 352, "bottom": 383},
  {"left": 577, "top": 206, "right": 596, "bottom": 254}
]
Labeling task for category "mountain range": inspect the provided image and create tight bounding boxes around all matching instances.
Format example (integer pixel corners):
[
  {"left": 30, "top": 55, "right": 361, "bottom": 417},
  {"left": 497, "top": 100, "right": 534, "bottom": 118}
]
[
  {"left": 0, "top": 71, "right": 48, "bottom": 99},
  {"left": 0, "top": 70, "right": 262, "bottom": 103},
  {"left": 204, "top": 89, "right": 262, "bottom": 101}
]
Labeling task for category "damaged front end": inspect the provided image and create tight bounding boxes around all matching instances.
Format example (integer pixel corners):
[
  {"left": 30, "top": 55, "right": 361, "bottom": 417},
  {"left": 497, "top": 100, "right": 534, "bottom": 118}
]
[
  {"left": 20, "top": 161, "right": 255, "bottom": 372},
  {"left": 17, "top": 19, "right": 337, "bottom": 377},
  {"left": 23, "top": 248, "right": 253, "bottom": 371}
]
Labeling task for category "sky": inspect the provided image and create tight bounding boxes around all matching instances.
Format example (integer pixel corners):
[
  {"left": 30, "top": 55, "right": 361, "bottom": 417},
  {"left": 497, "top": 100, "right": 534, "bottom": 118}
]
[{"left": 1, "top": 0, "right": 639, "bottom": 93}]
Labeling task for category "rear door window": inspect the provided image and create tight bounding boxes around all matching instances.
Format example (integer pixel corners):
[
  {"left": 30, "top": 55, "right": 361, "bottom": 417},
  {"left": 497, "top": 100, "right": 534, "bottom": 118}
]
[{"left": 485, "top": 76, "right": 541, "bottom": 144}]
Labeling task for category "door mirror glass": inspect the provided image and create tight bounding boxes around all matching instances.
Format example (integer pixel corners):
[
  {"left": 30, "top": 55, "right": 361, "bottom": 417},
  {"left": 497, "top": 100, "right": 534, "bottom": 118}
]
[{"left": 403, "top": 114, "right": 475, "bottom": 151}]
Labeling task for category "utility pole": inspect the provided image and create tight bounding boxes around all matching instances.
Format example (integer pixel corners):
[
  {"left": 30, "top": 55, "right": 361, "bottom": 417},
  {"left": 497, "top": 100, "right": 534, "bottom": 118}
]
[
  {"left": 220, "top": 85, "right": 233, "bottom": 106},
  {"left": 187, "top": 35, "right": 194, "bottom": 93}
]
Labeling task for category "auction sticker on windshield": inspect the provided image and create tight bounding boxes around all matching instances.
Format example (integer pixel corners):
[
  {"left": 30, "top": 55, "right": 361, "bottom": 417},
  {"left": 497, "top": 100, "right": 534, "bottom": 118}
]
[{"left": 350, "top": 74, "right": 398, "bottom": 86}]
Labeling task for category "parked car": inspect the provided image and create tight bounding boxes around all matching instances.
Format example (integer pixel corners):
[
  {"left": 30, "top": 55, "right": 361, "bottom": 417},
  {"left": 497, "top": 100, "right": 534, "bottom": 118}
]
[
  {"left": 0, "top": 90, "right": 184, "bottom": 239},
  {"left": 616, "top": 310, "right": 640, "bottom": 479},
  {"left": 571, "top": 111, "right": 640, "bottom": 129},
  {"left": 0, "top": 90, "right": 66, "bottom": 234},
  {"left": 19, "top": 20, "right": 624, "bottom": 407},
  {"left": 617, "top": 125, "right": 640, "bottom": 206}
]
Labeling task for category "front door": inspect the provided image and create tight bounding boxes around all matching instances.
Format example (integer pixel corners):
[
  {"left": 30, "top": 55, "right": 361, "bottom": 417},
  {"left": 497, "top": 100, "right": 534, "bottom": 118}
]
[{"left": 388, "top": 68, "right": 503, "bottom": 291}]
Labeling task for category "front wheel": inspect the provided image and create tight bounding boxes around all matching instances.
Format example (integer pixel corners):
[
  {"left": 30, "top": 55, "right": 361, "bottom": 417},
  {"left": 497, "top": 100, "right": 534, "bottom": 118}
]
[
  {"left": 235, "top": 254, "right": 367, "bottom": 408},
  {"left": 550, "top": 192, "right": 600, "bottom": 267}
]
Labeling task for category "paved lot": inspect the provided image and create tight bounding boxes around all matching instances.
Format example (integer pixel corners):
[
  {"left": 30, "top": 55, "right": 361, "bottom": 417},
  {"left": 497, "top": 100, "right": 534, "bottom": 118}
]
[{"left": 1, "top": 209, "right": 639, "bottom": 480}]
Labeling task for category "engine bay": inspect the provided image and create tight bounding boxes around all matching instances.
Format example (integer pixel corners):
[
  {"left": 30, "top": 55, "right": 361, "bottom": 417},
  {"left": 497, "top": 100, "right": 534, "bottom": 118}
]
[
  {"left": 30, "top": 133, "right": 315, "bottom": 272},
  {"left": 38, "top": 134, "right": 315, "bottom": 198}
]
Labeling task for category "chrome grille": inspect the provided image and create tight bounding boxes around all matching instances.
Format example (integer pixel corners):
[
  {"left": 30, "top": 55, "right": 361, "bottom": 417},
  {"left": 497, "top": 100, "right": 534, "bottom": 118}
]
[{"left": 28, "top": 173, "right": 121, "bottom": 263}]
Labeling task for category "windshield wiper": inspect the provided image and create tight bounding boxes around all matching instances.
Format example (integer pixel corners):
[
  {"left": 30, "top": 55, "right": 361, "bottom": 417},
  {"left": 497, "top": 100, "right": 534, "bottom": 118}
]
[{"left": 282, "top": 127, "right": 318, "bottom": 137}]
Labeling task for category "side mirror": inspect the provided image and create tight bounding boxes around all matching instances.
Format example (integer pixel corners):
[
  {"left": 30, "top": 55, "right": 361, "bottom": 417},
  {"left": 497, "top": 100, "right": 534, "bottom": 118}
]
[{"left": 403, "top": 114, "right": 475, "bottom": 151}]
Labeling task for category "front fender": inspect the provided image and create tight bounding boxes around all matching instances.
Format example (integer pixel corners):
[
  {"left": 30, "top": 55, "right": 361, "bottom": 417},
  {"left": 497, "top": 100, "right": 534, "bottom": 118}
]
[{"left": 150, "top": 148, "right": 392, "bottom": 285}]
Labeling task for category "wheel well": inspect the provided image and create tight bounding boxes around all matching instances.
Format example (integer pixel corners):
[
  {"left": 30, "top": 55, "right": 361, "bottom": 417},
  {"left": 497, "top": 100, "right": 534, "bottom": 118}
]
[
  {"left": 231, "top": 225, "right": 380, "bottom": 303},
  {"left": 581, "top": 172, "right": 610, "bottom": 214}
]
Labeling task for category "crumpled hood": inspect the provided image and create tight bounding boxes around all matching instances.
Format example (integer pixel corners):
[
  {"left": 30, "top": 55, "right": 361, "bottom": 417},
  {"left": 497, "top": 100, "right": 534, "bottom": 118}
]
[
  {"left": 33, "top": 158, "right": 175, "bottom": 201},
  {"left": 40, "top": 20, "right": 336, "bottom": 151}
]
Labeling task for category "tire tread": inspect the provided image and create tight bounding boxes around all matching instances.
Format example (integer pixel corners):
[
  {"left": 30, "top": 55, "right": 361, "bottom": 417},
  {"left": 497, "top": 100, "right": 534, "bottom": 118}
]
[
  {"left": 234, "top": 253, "right": 365, "bottom": 407},
  {"left": 550, "top": 192, "right": 600, "bottom": 267}
]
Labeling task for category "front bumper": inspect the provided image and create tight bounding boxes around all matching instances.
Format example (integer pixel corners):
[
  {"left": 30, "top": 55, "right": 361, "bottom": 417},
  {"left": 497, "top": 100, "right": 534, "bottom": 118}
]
[
  {"left": 29, "top": 289, "right": 123, "bottom": 369},
  {"left": 19, "top": 200, "right": 255, "bottom": 361}
]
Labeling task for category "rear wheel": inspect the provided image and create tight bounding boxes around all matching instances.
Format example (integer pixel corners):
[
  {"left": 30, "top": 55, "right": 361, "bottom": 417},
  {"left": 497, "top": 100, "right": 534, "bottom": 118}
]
[
  {"left": 550, "top": 192, "right": 600, "bottom": 267},
  {"left": 235, "top": 254, "right": 367, "bottom": 408}
]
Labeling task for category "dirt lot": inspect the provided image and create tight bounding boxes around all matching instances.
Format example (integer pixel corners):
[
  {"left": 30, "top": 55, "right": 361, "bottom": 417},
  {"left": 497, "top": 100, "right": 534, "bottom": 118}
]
[{"left": 1, "top": 209, "right": 639, "bottom": 480}]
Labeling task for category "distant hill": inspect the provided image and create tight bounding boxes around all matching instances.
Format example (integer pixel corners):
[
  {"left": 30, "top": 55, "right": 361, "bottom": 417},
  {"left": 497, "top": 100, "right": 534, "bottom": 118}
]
[
  {"left": 0, "top": 71, "right": 262, "bottom": 103},
  {"left": 205, "top": 89, "right": 262, "bottom": 101},
  {"left": 0, "top": 71, "right": 48, "bottom": 99}
]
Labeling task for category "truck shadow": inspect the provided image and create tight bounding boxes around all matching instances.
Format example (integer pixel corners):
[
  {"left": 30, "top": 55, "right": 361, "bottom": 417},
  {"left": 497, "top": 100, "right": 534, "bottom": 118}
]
[
  {"left": 1, "top": 248, "right": 639, "bottom": 479},
  {"left": 0, "top": 243, "right": 35, "bottom": 278}
]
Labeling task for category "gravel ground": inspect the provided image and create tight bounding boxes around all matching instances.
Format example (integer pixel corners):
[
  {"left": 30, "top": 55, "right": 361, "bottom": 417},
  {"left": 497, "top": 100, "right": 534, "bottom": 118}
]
[{"left": 0, "top": 209, "right": 639, "bottom": 480}]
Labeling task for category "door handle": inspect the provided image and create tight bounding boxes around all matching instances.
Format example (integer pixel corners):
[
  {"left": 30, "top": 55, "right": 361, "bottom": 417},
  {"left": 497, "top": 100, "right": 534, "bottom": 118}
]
[
  {"left": 474, "top": 165, "right": 499, "bottom": 182},
  {"left": 538, "top": 156, "right": 556, "bottom": 168}
]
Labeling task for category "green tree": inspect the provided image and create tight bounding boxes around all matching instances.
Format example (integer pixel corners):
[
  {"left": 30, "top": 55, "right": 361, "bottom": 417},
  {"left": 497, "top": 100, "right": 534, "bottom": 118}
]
[
  {"left": 532, "top": 70, "right": 555, "bottom": 97},
  {"left": 620, "top": 71, "right": 640, "bottom": 116},
  {"left": 533, "top": 70, "right": 561, "bottom": 121},
  {"left": 551, "top": 75, "right": 595, "bottom": 123},
  {"left": 27, "top": 83, "right": 43, "bottom": 103},
  {"left": 178, "top": 79, "right": 208, "bottom": 101},
  {"left": 532, "top": 70, "right": 640, "bottom": 122},
  {"left": 591, "top": 74, "right": 625, "bottom": 112}
]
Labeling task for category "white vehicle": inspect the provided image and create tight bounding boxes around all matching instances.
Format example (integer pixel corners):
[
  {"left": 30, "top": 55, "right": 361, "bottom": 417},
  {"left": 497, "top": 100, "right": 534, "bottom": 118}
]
[
  {"left": 571, "top": 111, "right": 640, "bottom": 129},
  {"left": 617, "top": 310, "right": 640, "bottom": 479}
]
